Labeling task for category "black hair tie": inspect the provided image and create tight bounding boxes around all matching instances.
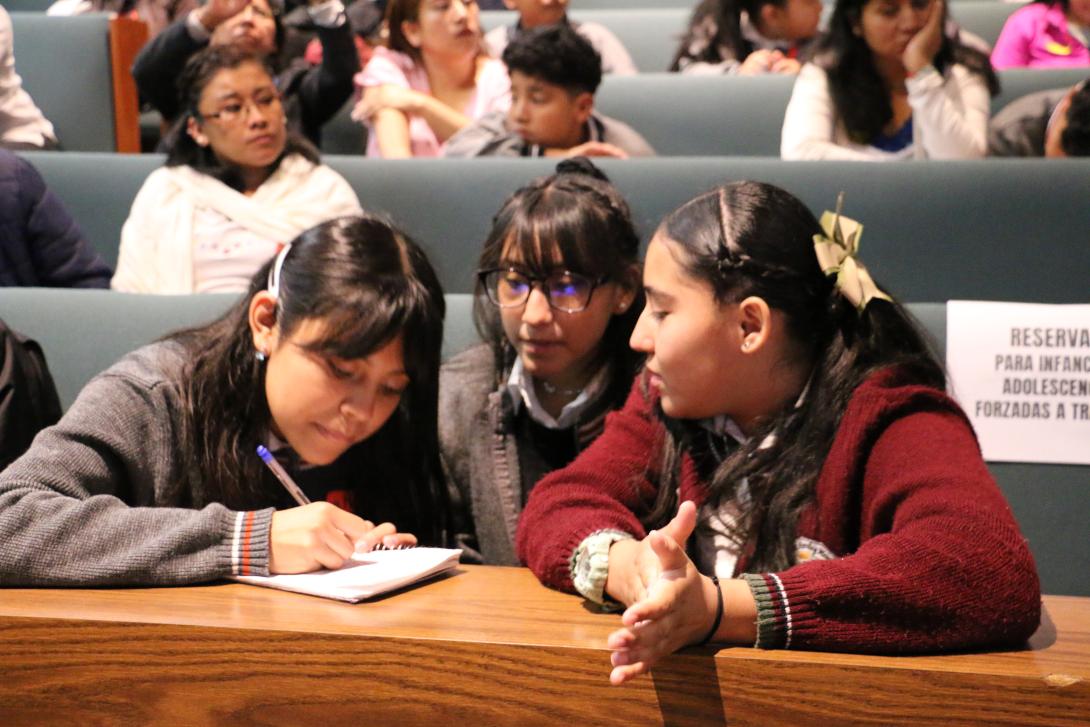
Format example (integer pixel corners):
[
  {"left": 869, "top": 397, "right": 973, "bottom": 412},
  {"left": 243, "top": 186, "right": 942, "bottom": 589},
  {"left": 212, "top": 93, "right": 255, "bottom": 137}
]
[{"left": 555, "top": 156, "right": 610, "bottom": 183}]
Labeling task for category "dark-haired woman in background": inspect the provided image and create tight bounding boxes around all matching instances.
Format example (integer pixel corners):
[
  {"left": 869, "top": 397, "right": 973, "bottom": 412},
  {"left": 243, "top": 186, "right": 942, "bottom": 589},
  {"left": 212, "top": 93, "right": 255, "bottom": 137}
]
[
  {"left": 0, "top": 215, "right": 448, "bottom": 585},
  {"left": 517, "top": 181, "right": 1040, "bottom": 684},
  {"left": 671, "top": 0, "right": 822, "bottom": 75},
  {"left": 440, "top": 160, "right": 642, "bottom": 565},
  {"left": 113, "top": 46, "right": 360, "bottom": 294},
  {"left": 781, "top": 0, "right": 996, "bottom": 159}
]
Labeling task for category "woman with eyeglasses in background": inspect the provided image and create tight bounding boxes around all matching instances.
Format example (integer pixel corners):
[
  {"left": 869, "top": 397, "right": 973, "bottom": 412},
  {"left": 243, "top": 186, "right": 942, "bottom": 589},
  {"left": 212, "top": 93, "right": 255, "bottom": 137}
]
[
  {"left": 439, "top": 159, "right": 643, "bottom": 565},
  {"left": 113, "top": 46, "right": 361, "bottom": 294},
  {"left": 132, "top": 0, "right": 359, "bottom": 147}
]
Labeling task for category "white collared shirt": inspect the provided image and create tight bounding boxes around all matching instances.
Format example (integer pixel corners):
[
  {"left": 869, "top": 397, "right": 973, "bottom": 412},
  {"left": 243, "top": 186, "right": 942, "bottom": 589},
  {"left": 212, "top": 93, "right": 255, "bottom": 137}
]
[{"left": 505, "top": 357, "right": 609, "bottom": 430}]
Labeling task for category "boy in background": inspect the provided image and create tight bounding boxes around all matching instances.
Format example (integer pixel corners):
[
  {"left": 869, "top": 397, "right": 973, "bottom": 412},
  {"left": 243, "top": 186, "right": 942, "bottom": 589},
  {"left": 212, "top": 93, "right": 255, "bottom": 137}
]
[{"left": 446, "top": 24, "right": 653, "bottom": 158}]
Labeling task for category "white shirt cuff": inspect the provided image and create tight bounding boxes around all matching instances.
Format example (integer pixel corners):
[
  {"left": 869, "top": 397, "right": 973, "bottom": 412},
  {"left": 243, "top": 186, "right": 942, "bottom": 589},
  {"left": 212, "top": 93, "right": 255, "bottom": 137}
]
[{"left": 570, "top": 529, "right": 634, "bottom": 609}]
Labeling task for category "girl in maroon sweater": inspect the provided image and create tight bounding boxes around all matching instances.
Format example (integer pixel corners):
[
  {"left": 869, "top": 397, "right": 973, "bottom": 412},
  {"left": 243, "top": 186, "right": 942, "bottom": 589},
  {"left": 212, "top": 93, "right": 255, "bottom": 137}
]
[{"left": 515, "top": 181, "right": 1041, "bottom": 685}]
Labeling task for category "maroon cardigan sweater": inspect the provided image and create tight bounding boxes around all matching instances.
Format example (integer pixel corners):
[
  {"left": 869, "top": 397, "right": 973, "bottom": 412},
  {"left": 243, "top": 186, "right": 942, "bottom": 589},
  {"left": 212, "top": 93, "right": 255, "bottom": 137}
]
[{"left": 515, "top": 368, "right": 1042, "bottom": 653}]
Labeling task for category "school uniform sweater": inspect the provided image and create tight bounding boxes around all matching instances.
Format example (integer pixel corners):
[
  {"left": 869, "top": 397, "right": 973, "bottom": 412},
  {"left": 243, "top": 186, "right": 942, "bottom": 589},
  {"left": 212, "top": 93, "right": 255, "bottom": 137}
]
[
  {"left": 516, "top": 367, "right": 1042, "bottom": 653},
  {"left": 0, "top": 341, "right": 273, "bottom": 586}
]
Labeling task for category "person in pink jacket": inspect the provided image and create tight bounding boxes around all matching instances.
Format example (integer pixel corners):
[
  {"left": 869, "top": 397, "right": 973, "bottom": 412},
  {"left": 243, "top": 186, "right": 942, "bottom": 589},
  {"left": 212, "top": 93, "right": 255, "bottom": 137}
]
[{"left": 991, "top": 0, "right": 1090, "bottom": 69}]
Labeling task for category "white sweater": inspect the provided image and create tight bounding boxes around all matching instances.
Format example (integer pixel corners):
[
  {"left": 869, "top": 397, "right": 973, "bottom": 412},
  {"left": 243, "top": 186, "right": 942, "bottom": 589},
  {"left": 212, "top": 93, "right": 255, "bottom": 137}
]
[
  {"left": 780, "top": 62, "right": 990, "bottom": 161},
  {"left": 112, "top": 154, "right": 361, "bottom": 294}
]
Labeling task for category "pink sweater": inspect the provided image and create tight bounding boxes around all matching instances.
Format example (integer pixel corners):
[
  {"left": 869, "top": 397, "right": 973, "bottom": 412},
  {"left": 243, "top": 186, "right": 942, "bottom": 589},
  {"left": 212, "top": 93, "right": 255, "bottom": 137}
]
[
  {"left": 516, "top": 368, "right": 1042, "bottom": 653},
  {"left": 992, "top": 2, "right": 1090, "bottom": 69}
]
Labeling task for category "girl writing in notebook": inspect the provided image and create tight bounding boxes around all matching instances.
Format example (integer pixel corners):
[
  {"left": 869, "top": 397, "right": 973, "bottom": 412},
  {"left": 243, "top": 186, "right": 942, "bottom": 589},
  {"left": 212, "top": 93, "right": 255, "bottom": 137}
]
[
  {"left": 0, "top": 215, "right": 447, "bottom": 585},
  {"left": 440, "top": 159, "right": 643, "bottom": 565},
  {"left": 515, "top": 182, "right": 1041, "bottom": 684}
]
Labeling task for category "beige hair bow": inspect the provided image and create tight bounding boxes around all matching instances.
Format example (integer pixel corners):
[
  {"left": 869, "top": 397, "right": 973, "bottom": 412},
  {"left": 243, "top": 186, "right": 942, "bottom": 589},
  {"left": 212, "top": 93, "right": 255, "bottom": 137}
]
[{"left": 812, "top": 193, "right": 891, "bottom": 312}]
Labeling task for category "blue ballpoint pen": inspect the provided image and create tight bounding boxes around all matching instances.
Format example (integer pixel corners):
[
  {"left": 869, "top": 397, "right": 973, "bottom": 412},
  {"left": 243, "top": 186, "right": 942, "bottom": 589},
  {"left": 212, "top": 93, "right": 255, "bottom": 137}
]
[{"left": 256, "top": 445, "right": 311, "bottom": 506}]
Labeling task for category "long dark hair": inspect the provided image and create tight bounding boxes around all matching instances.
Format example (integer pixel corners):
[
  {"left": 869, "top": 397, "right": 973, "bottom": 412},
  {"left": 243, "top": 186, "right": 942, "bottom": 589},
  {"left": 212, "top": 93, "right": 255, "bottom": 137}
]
[
  {"left": 671, "top": 0, "right": 793, "bottom": 69},
  {"left": 473, "top": 159, "right": 644, "bottom": 407},
  {"left": 168, "top": 215, "right": 448, "bottom": 545},
  {"left": 165, "top": 45, "right": 318, "bottom": 192},
  {"left": 815, "top": 0, "right": 999, "bottom": 144},
  {"left": 642, "top": 181, "right": 943, "bottom": 572}
]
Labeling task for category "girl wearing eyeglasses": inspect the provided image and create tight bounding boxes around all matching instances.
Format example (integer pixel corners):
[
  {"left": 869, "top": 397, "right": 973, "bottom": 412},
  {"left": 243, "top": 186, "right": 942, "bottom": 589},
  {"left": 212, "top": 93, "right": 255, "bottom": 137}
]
[
  {"left": 439, "top": 159, "right": 643, "bottom": 565},
  {"left": 113, "top": 46, "right": 361, "bottom": 294}
]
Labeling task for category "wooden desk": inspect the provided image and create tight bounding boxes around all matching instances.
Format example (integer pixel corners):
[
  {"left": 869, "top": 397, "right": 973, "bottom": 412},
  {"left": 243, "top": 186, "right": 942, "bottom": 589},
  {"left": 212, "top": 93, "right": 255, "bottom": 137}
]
[{"left": 0, "top": 567, "right": 1086, "bottom": 726}]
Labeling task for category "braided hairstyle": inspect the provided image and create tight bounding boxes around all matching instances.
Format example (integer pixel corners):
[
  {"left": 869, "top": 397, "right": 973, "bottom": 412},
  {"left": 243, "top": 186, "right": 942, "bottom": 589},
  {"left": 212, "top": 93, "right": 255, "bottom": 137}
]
[
  {"left": 473, "top": 157, "right": 644, "bottom": 405},
  {"left": 640, "top": 181, "right": 943, "bottom": 572}
]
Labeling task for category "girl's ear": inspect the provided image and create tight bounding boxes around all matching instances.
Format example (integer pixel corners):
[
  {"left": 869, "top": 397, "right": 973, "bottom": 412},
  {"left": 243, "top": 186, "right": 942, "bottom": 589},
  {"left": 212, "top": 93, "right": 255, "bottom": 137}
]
[
  {"left": 401, "top": 19, "right": 423, "bottom": 49},
  {"left": 572, "top": 91, "right": 595, "bottom": 126},
  {"left": 614, "top": 263, "right": 642, "bottom": 313},
  {"left": 736, "top": 295, "right": 772, "bottom": 353},
  {"left": 186, "top": 116, "right": 210, "bottom": 147},
  {"left": 249, "top": 290, "right": 280, "bottom": 358}
]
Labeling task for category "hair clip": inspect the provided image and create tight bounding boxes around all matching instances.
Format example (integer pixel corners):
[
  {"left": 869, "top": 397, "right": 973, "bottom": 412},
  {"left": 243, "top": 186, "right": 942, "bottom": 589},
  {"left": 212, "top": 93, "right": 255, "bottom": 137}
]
[
  {"left": 267, "top": 243, "right": 292, "bottom": 300},
  {"left": 812, "top": 192, "right": 890, "bottom": 312}
]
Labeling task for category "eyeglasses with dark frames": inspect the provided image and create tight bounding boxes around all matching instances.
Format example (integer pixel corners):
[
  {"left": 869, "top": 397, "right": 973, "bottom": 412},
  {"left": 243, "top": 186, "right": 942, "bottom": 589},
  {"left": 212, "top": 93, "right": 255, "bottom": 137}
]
[
  {"left": 477, "top": 268, "right": 608, "bottom": 313},
  {"left": 199, "top": 90, "right": 282, "bottom": 124}
]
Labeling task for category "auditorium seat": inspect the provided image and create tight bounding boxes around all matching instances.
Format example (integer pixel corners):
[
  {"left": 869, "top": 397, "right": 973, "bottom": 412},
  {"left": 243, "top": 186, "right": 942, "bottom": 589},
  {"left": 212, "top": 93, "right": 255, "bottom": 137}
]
[
  {"left": 595, "top": 73, "right": 794, "bottom": 156},
  {"left": 9, "top": 12, "right": 145, "bottom": 152},
  {"left": 21, "top": 152, "right": 1090, "bottom": 304},
  {"left": 480, "top": 8, "right": 689, "bottom": 72}
]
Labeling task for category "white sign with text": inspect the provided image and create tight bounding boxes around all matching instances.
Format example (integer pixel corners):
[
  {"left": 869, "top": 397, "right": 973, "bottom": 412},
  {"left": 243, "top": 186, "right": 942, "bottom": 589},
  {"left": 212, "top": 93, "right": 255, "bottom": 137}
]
[{"left": 946, "top": 301, "right": 1090, "bottom": 465}]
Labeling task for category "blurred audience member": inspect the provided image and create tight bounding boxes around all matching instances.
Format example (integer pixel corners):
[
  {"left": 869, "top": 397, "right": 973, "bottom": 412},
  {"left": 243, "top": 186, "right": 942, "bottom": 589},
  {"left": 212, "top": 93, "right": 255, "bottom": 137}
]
[
  {"left": 114, "top": 47, "right": 360, "bottom": 294},
  {"left": 672, "top": 0, "right": 822, "bottom": 75},
  {"left": 989, "top": 78, "right": 1090, "bottom": 156},
  {"left": 0, "top": 151, "right": 112, "bottom": 289},
  {"left": 352, "top": 0, "right": 510, "bottom": 157},
  {"left": 782, "top": 0, "right": 996, "bottom": 160},
  {"left": 133, "top": 0, "right": 357, "bottom": 146},
  {"left": 992, "top": 0, "right": 1090, "bottom": 69}
]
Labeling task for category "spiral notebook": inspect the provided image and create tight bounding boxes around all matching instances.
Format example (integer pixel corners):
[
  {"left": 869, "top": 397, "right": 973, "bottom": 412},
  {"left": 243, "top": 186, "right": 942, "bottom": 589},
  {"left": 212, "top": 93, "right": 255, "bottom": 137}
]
[{"left": 233, "top": 547, "right": 462, "bottom": 603}]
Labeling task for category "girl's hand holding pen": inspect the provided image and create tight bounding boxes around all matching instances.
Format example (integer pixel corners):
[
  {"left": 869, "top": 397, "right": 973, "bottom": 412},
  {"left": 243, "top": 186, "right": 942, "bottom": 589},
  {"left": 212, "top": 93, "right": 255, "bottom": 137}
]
[{"left": 268, "top": 503, "right": 417, "bottom": 574}]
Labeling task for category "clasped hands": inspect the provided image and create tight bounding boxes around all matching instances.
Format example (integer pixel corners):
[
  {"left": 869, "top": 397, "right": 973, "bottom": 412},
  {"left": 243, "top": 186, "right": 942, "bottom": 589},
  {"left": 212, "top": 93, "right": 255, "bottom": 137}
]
[{"left": 603, "top": 500, "right": 724, "bottom": 686}]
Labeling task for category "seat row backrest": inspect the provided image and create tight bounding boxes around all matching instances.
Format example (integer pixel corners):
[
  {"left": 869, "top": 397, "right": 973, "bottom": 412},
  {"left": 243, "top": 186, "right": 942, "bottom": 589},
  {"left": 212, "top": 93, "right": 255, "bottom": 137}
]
[
  {"left": 480, "top": 2, "right": 1029, "bottom": 73},
  {"left": 23, "top": 152, "right": 1090, "bottom": 305},
  {"left": 322, "top": 67, "right": 1090, "bottom": 156},
  {"left": 0, "top": 287, "right": 1083, "bottom": 598}
]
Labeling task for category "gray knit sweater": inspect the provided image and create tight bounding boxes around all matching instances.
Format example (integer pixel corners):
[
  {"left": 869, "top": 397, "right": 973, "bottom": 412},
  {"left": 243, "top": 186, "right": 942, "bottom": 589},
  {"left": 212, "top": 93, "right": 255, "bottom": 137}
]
[{"left": 0, "top": 341, "right": 273, "bottom": 586}]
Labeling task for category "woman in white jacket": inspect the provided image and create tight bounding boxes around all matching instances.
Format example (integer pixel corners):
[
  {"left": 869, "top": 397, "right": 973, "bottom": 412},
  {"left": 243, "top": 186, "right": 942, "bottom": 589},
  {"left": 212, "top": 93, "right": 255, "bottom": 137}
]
[
  {"left": 113, "top": 45, "right": 361, "bottom": 294},
  {"left": 781, "top": 0, "right": 997, "bottom": 160}
]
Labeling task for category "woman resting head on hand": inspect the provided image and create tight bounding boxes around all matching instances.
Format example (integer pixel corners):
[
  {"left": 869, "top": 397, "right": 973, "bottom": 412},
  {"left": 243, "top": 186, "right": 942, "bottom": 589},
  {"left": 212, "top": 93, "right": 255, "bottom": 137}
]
[
  {"left": 0, "top": 215, "right": 447, "bottom": 585},
  {"left": 441, "top": 158, "right": 643, "bottom": 565},
  {"left": 113, "top": 45, "right": 361, "bottom": 294},
  {"left": 781, "top": 0, "right": 998, "bottom": 160},
  {"left": 515, "top": 181, "right": 1041, "bottom": 684}
]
